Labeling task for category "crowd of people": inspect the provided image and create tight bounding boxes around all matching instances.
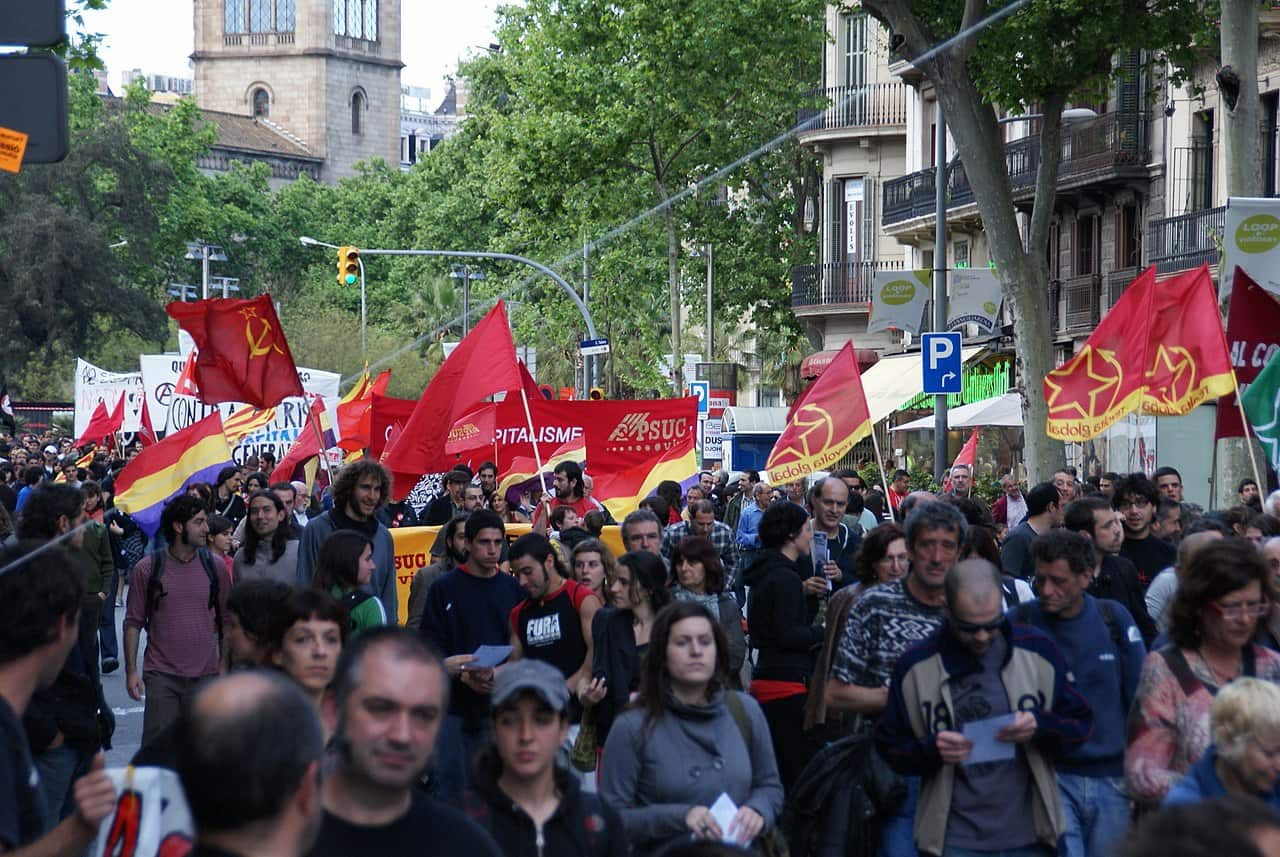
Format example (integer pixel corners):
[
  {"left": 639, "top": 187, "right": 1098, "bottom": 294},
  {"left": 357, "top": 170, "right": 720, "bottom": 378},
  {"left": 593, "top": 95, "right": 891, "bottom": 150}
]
[{"left": 4, "top": 426, "right": 1280, "bottom": 857}]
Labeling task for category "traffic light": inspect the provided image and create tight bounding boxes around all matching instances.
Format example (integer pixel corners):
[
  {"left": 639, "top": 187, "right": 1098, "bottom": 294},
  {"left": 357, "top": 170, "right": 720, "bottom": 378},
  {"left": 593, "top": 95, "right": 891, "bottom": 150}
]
[
  {"left": 588, "top": 387, "right": 606, "bottom": 400},
  {"left": 337, "top": 246, "right": 360, "bottom": 286}
]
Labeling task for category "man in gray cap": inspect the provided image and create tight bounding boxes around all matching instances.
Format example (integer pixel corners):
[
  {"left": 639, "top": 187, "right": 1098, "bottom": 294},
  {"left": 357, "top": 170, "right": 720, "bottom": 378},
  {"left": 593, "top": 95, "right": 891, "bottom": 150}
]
[{"left": 464, "top": 659, "right": 625, "bottom": 856}]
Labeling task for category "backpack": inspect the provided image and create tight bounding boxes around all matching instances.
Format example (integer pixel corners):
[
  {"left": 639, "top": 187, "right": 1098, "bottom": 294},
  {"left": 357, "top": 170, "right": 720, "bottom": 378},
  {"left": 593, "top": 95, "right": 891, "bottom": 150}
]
[
  {"left": 1000, "top": 577, "right": 1022, "bottom": 607},
  {"left": 724, "top": 692, "right": 791, "bottom": 857},
  {"left": 144, "top": 548, "right": 224, "bottom": 641}
]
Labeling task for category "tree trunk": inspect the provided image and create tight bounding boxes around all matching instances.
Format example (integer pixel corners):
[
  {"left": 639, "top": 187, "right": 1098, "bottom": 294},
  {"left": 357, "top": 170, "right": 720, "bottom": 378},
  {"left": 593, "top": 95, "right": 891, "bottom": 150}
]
[
  {"left": 932, "top": 63, "right": 1067, "bottom": 481},
  {"left": 1216, "top": 0, "right": 1264, "bottom": 507},
  {"left": 659, "top": 181, "right": 682, "bottom": 394}
]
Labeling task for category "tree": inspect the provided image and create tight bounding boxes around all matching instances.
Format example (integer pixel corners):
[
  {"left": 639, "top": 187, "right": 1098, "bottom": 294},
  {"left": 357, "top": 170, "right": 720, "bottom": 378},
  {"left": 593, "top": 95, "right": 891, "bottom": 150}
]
[
  {"left": 859, "top": 0, "right": 1211, "bottom": 480},
  {"left": 466, "top": 0, "right": 824, "bottom": 393}
]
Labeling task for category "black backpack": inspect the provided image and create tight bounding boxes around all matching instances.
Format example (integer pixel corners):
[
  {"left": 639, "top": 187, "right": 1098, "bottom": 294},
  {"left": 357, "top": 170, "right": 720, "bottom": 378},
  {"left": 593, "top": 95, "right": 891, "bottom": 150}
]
[{"left": 144, "top": 548, "right": 224, "bottom": 641}]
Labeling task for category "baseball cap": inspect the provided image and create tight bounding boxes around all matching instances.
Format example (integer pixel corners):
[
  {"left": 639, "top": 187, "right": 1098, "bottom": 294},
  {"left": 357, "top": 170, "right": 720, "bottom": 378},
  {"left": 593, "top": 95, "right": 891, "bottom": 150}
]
[
  {"left": 491, "top": 659, "right": 570, "bottom": 712},
  {"left": 43, "top": 445, "right": 57, "bottom": 455}
]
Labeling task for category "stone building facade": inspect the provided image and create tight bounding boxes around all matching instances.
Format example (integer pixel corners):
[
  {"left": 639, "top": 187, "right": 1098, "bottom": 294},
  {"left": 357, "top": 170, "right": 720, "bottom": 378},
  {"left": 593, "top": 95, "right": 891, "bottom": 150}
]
[{"left": 192, "top": 0, "right": 403, "bottom": 182}]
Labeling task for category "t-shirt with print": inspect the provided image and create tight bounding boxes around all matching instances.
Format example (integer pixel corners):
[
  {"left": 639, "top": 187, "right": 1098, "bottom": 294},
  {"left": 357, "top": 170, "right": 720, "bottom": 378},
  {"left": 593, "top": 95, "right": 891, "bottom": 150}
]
[
  {"left": 0, "top": 694, "right": 44, "bottom": 849},
  {"left": 943, "top": 634, "right": 1038, "bottom": 851},
  {"left": 830, "top": 578, "right": 945, "bottom": 731}
]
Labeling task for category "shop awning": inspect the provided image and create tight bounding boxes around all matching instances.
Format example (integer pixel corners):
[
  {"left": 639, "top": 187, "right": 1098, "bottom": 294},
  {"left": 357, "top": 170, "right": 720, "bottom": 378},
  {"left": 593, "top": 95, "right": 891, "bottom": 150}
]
[
  {"left": 800, "top": 348, "right": 881, "bottom": 380},
  {"left": 721, "top": 406, "right": 790, "bottom": 434},
  {"left": 860, "top": 347, "right": 984, "bottom": 424},
  {"left": 889, "top": 391, "right": 1023, "bottom": 432}
]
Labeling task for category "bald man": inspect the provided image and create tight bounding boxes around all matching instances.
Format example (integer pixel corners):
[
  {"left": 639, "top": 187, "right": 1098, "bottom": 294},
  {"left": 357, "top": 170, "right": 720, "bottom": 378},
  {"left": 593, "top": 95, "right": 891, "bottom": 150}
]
[
  {"left": 876, "top": 559, "right": 1093, "bottom": 857},
  {"left": 175, "top": 671, "right": 325, "bottom": 857},
  {"left": 1143, "top": 526, "right": 1227, "bottom": 636}
]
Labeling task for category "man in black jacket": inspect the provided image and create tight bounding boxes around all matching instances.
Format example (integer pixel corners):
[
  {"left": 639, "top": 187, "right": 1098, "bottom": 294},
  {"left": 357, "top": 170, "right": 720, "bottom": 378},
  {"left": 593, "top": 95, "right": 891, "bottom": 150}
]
[
  {"left": 464, "top": 660, "right": 625, "bottom": 857},
  {"left": 1063, "top": 496, "right": 1159, "bottom": 646}
]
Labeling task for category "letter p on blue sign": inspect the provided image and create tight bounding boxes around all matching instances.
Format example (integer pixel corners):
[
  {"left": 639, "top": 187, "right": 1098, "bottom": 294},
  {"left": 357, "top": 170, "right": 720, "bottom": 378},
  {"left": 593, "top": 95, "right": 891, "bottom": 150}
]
[{"left": 922, "top": 332, "right": 962, "bottom": 395}]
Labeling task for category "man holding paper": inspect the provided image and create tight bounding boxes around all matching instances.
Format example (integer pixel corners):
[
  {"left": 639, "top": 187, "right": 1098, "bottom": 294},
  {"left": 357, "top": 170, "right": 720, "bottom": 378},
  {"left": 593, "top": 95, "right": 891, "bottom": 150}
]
[{"left": 875, "top": 559, "right": 1093, "bottom": 857}]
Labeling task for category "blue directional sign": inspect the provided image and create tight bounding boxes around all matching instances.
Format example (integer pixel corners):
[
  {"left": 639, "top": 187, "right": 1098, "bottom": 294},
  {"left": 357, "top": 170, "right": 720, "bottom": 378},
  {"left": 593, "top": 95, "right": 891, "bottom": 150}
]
[
  {"left": 578, "top": 337, "right": 611, "bottom": 356},
  {"left": 689, "top": 381, "right": 710, "bottom": 416},
  {"left": 922, "top": 332, "right": 963, "bottom": 395}
]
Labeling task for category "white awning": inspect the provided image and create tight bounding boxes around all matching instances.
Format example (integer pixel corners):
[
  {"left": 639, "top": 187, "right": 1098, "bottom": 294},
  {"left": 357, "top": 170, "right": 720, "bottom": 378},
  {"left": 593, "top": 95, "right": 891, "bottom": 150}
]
[
  {"left": 889, "top": 391, "right": 1023, "bottom": 432},
  {"left": 861, "top": 347, "right": 984, "bottom": 424},
  {"left": 721, "top": 406, "right": 790, "bottom": 434}
]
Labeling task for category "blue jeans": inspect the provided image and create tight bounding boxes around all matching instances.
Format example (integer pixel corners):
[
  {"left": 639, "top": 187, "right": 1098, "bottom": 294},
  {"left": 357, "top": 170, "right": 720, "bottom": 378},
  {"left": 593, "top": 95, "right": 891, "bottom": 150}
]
[
  {"left": 1057, "top": 772, "right": 1131, "bottom": 857},
  {"left": 431, "top": 714, "right": 489, "bottom": 805},
  {"left": 35, "top": 744, "right": 91, "bottom": 829},
  {"left": 941, "top": 848, "right": 1052, "bottom": 857},
  {"left": 881, "top": 775, "right": 920, "bottom": 857},
  {"left": 98, "top": 568, "right": 120, "bottom": 660}
]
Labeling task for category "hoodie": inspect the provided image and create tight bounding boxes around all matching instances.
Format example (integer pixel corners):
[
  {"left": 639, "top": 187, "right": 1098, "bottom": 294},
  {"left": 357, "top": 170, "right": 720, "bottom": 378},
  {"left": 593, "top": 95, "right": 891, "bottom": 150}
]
[
  {"left": 744, "top": 551, "right": 822, "bottom": 683},
  {"left": 464, "top": 761, "right": 627, "bottom": 857}
]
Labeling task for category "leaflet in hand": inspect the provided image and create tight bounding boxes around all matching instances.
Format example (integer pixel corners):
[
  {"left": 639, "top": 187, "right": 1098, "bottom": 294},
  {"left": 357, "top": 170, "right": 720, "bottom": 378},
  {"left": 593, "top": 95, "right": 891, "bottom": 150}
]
[
  {"left": 465, "top": 645, "right": 513, "bottom": 670},
  {"left": 961, "top": 713, "right": 1017, "bottom": 765}
]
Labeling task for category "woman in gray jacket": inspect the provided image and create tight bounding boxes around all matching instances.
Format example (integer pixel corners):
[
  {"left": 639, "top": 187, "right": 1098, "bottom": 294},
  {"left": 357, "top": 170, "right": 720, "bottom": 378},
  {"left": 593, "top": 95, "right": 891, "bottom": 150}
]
[{"left": 600, "top": 601, "right": 784, "bottom": 856}]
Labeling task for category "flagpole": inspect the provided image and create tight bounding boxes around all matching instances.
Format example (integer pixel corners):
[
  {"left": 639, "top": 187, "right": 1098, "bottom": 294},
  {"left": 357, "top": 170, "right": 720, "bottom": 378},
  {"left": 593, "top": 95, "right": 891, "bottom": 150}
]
[
  {"left": 307, "top": 402, "right": 337, "bottom": 488},
  {"left": 1234, "top": 381, "right": 1265, "bottom": 494},
  {"left": 869, "top": 423, "right": 895, "bottom": 519},
  {"left": 518, "top": 389, "right": 547, "bottom": 527}
]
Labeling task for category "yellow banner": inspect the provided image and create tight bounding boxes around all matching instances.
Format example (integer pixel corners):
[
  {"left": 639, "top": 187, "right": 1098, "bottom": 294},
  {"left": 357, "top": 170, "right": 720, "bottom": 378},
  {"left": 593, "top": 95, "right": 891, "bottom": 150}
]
[{"left": 389, "top": 524, "right": 627, "bottom": 626}]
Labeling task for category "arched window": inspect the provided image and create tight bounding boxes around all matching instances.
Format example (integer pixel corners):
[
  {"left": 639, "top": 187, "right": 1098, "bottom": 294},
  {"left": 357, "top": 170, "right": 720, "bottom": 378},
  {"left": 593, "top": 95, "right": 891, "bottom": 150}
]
[
  {"left": 252, "top": 88, "right": 270, "bottom": 119},
  {"left": 351, "top": 92, "right": 364, "bottom": 135}
]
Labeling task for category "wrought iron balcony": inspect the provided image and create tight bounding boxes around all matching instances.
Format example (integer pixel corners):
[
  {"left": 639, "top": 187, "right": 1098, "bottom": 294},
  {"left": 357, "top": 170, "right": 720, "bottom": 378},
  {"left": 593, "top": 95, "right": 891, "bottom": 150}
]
[
  {"left": 798, "top": 82, "right": 907, "bottom": 133},
  {"left": 882, "top": 111, "right": 1149, "bottom": 226},
  {"left": 1104, "top": 267, "right": 1140, "bottom": 312},
  {"left": 791, "top": 259, "right": 905, "bottom": 308},
  {"left": 1059, "top": 273, "right": 1101, "bottom": 333},
  {"left": 1147, "top": 206, "right": 1225, "bottom": 274}
]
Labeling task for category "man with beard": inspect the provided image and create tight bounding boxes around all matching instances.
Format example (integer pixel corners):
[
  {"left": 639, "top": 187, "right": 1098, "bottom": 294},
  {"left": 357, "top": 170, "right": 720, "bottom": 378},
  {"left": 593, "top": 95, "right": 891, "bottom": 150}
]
[
  {"left": 531, "top": 461, "right": 603, "bottom": 532},
  {"left": 124, "top": 494, "right": 232, "bottom": 744},
  {"left": 297, "top": 460, "right": 397, "bottom": 621}
]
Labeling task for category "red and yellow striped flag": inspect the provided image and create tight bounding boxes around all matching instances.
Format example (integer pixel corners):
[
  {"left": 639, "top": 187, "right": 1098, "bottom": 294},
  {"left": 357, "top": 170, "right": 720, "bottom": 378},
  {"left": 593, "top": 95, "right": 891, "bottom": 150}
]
[
  {"left": 766, "top": 341, "right": 873, "bottom": 482},
  {"left": 222, "top": 406, "right": 277, "bottom": 447}
]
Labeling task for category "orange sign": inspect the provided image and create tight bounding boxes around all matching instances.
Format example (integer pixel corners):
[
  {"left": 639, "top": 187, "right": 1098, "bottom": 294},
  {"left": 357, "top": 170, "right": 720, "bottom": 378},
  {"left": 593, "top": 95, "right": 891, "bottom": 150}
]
[{"left": 0, "top": 127, "right": 29, "bottom": 173}]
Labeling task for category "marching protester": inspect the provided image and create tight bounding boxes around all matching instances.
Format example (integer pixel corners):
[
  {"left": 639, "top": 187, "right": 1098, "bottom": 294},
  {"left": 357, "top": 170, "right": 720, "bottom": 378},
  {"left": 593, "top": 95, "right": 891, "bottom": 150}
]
[
  {"left": 309, "top": 628, "right": 502, "bottom": 857},
  {"left": 670, "top": 535, "right": 747, "bottom": 687},
  {"left": 267, "top": 587, "right": 346, "bottom": 731},
  {"left": 1126, "top": 539, "right": 1280, "bottom": 809},
  {"left": 296, "top": 459, "right": 398, "bottom": 621},
  {"left": 234, "top": 489, "right": 301, "bottom": 584},
  {"left": 124, "top": 493, "right": 232, "bottom": 745},
  {"left": 310, "top": 530, "right": 386, "bottom": 636},
  {"left": 600, "top": 601, "right": 784, "bottom": 857},
  {"left": 406, "top": 514, "right": 468, "bottom": 630},
  {"left": 571, "top": 537, "right": 614, "bottom": 603},
  {"left": 223, "top": 578, "right": 294, "bottom": 669}
]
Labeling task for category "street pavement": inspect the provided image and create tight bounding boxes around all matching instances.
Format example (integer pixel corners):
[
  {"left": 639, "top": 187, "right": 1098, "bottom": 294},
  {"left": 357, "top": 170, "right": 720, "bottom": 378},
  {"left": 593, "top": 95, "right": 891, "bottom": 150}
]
[{"left": 101, "top": 598, "right": 144, "bottom": 768}]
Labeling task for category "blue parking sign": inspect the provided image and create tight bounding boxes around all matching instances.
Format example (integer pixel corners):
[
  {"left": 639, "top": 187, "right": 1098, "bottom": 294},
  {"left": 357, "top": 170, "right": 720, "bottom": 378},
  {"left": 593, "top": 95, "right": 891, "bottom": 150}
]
[{"left": 921, "top": 332, "right": 962, "bottom": 395}]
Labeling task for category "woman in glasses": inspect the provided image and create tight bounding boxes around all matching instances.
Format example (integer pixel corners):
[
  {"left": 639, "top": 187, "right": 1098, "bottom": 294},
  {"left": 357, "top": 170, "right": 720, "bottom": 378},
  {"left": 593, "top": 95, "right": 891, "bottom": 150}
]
[{"left": 1127, "top": 539, "right": 1280, "bottom": 809}]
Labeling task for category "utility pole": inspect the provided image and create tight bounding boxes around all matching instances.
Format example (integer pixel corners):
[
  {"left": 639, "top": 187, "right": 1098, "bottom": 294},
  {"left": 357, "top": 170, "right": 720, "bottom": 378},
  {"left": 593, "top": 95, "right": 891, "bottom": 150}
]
[{"left": 933, "top": 111, "right": 949, "bottom": 485}]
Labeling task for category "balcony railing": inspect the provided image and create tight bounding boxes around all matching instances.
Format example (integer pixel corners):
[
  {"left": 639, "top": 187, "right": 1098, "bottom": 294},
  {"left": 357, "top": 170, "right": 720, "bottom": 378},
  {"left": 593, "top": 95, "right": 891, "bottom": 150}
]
[
  {"left": 1059, "top": 273, "right": 1101, "bottom": 332},
  {"left": 1147, "top": 206, "right": 1226, "bottom": 274},
  {"left": 791, "top": 259, "right": 905, "bottom": 307},
  {"left": 1105, "top": 267, "right": 1140, "bottom": 311},
  {"left": 883, "top": 111, "right": 1148, "bottom": 226},
  {"left": 798, "top": 82, "right": 907, "bottom": 133}
]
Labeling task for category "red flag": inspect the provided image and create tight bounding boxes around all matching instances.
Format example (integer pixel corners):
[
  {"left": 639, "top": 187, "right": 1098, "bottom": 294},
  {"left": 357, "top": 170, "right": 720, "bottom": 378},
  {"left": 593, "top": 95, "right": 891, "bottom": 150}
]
[
  {"left": 369, "top": 392, "right": 417, "bottom": 461},
  {"left": 1044, "top": 265, "right": 1235, "bottom": 440},
  {"left": 518, "top": 360, "right": 543, "bottom": 401},
  {"left": 1216, "top": 267, "right": 1280, "bottom": 439},
  {"left": 167, "top": 294, "right": 305, "bottom": 409},
  {"left": 943, "top": 429, "right": 980, "bottom": 492},
  {"left": 336, "top": 370, "right": 391, "bottom": 452},
  {"left": 382, "top": 301, "right": 524, "bottom": 496},
  {"left": 76, "top": 395, "right": 125, "bottom": 447},
  {"left": 137, "top": 396, "right": 158, "bottom": 447},
  {"left": 174, "top": 350, "right": 199, "bottom": 397},
  {"left": 446, "top": 402, "right": 498, "bottom": 458},
  {"left": 271, "top": 398, "right": 332, "bottom": 483},
  {"left": 766, "top": 342, "right": 873, "bottom": 482}
]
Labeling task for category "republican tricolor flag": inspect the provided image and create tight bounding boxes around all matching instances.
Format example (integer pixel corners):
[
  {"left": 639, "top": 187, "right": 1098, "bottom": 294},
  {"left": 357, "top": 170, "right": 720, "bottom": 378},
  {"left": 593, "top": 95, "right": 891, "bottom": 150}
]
[{"left": 113, "top": 413, "right": 235, "bottom": 536}]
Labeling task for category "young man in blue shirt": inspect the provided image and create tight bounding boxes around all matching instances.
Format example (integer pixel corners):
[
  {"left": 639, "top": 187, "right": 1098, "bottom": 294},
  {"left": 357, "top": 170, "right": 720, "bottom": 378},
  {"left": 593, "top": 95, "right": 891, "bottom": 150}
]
[{"left": 1014, "top": 529, "right": 1146, "bottom": 857}]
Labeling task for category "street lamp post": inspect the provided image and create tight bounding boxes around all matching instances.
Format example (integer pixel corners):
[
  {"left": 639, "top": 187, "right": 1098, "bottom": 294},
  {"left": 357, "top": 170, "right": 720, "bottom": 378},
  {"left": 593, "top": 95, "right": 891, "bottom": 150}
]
[
  {"left": 449, "top": 264, "right": 486, "bottom": 337},
  {"left": 185, "top": 241, "right": 228, "bottom": 300}
]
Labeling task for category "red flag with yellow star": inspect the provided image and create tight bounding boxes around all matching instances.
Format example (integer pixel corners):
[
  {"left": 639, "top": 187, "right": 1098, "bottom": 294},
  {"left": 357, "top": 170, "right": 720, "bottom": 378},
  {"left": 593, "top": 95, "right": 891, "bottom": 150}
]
[
  {"left": 1044, "top": 265, "right": 1234, "bottom": 440},
  {"left": 766, "top": 341, "right": 872, "bottom": 482},
  {"left": 167, "top": 294, "right": 305, "bottom": 410}
]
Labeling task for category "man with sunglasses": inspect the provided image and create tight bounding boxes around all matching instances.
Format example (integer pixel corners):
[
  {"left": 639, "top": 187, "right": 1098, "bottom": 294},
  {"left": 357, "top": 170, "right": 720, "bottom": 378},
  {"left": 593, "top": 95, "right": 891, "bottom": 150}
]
[
  {"left": 875, "top": 559, "right": 1093, "bottom": 857},
  {"left": 1112, "top": 473, "right": 1176, "bottom": 591},
  {"left": 1013, "top": 530, "right": 1145, "bottom": 857}
]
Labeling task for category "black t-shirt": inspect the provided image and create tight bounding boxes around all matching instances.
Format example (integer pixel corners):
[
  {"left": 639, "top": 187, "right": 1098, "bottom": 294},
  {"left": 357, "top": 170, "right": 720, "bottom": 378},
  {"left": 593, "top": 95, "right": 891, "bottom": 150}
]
[
  {"left": 305, "top": 791, "right": 502, "bottom": 857},
  {"left": 0, "top": 694, "right": 45, "bottom": 849},
  {"left": 512, "top": 580, "right": 592, "bottom": 680},
  {"left": 1119, "top": 535, "right": 1177, "bottom": 591}
]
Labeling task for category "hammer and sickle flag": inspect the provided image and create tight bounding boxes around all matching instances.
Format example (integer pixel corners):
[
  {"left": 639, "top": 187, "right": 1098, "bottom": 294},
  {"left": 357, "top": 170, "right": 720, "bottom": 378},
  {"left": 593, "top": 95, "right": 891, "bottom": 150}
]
[
  {"left": 766, "top": 341, "right": 873, "bottom": 482},
  {"left": 1044, "top": 264, "right": 1234, "bottom": 441},
  {"left": 167, "top": 294, "right": 304, "bottom": 410}
]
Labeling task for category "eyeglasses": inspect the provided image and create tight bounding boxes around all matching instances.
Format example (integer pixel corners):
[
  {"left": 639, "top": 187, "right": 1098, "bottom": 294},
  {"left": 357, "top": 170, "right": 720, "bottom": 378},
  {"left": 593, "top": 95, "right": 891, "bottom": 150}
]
[
  {"left": 952, "top": 617, "right": 1004, "bottom": 635},
  {"left": 1209, "top": 599, "right": 1270, "bottom": 621}
]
